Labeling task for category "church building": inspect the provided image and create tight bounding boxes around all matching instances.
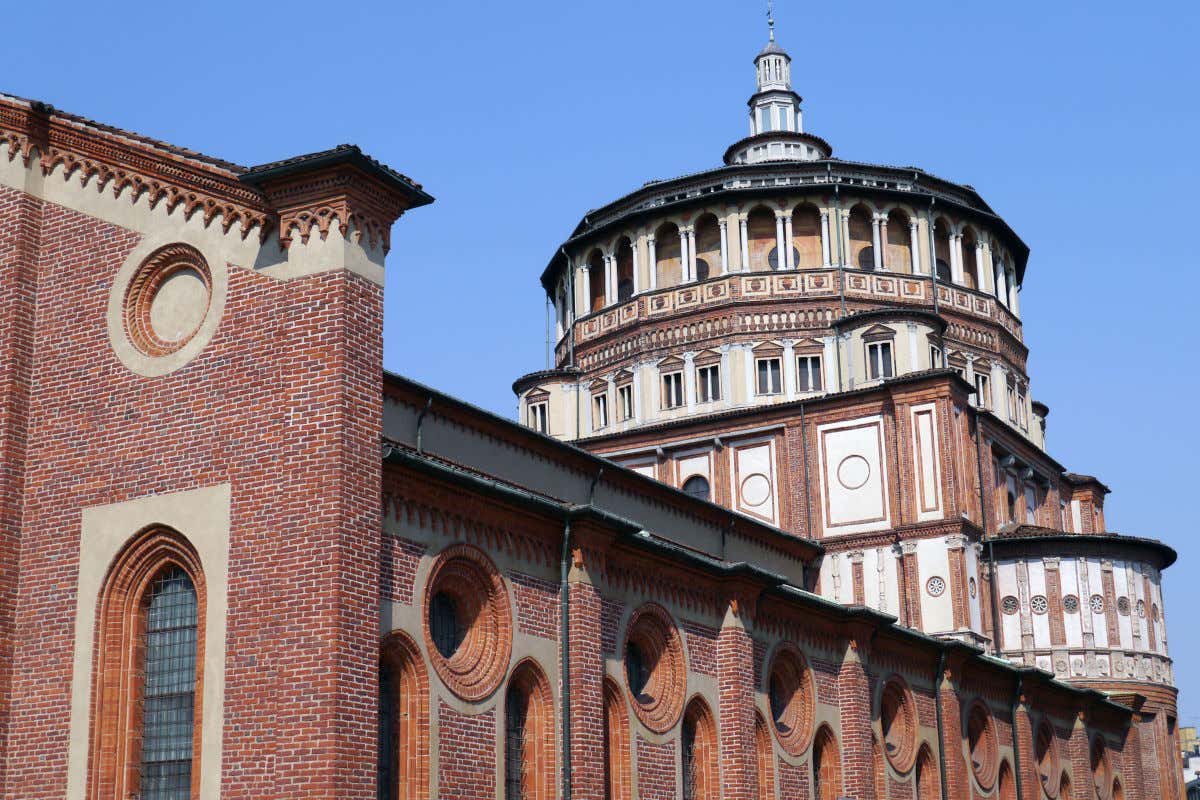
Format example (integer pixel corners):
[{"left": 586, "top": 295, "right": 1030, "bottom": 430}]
[{"left": 0, "top": 12, "right": 1182, "bottom": 800}]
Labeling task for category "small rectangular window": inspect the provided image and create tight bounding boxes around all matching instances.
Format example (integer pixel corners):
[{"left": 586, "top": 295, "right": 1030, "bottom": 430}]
[
  {"left": 755, "top": 357, "right": 782, "bottom": 395},
  {"left": 796, "top": 355, "right": 823, "bottom": 392},
  {"left": 592, "top": 392, "right": 608, "bottom": 429},
  {"left": 618, "top": 384, "right": 633, "bottom": 420},
  {"left": 528, "top": 402, "right": 548, "bottom": 434},
  {"left": 1017, "top": 389, "right": 1028, "bottom": 430},
  {"left": 662, "top": 372, "right": 684, "bottom": 409},
  {"left": 696, "top": 364, "right": 721, "bottom": 403},
  {"left": 866, "top": 341, "right": 894, "bottom": 380},
  {"left": 1007, "top": 384, "right": 1018, "bottom": 422}
]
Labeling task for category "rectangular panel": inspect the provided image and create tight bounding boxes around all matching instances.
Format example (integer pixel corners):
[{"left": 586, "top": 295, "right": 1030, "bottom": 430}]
[
  {"left": 730, "top": 437, "right": 778, "bottom": 525},
  {"left": 911, "top": 404, "right": 942, "bottom": 521},
  {"left": 817, "top": 416, "right": 889, "bottom": 536},
  {"left": 917, "top": 538, "right": 953, "bottom": 634}
]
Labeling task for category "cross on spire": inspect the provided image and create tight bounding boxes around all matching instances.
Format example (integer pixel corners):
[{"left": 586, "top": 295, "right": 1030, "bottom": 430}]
[{"left": 767, "top": 0, "right": 775, "bottom": 41}]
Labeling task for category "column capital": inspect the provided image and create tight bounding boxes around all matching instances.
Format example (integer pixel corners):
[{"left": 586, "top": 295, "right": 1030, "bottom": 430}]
[
  {"left": 718, "top": 219, "right": 728, "bottom": 229},
  {"left": 646, "top": 235, "right": 655, "bottom": 244}
]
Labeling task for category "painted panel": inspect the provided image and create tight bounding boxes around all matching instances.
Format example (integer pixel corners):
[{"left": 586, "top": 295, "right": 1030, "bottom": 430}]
[
  {"left": 998, "top": 562, "right": 1021, "bottom": 650},
  {"left": 964, "top": 544, "right": 982, "bottom": 633},
  {"left": 817, "top": 415, "right": 890, "bottom": 536},
  {"left": 1114, "top": 565, "right": 1133, "bottom": 649},
  {"left": 911, "top": 404, "right": 942, "bottom": 522},
  {"left": 675, "top": 449, "right": 712, "bottom": 485},
  {"left": 1028, "top": 561, "right": 1050, "bottom": 649},
  {"left": 917, "top": 538, "right": 953, "bottom": 634},
  {"left": 730, "top": 437, "right": 778, "bottom": 525},
  {"left": 863, "top": 546, "right": 900, "bottom": 618},
  {"left": 1087, "top": 559, "right": 1108, "bottom": 649},
  {"left": 1061, "top": 558, "right": 1083, "bottom": 648}
]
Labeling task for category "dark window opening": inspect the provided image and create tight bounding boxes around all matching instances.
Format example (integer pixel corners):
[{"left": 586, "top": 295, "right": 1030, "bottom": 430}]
[
  {"left": 504, "top": 685, "right": 529, "bottom": 799},
  {"left": 682, "top": 476, "right": 710, "bottom": 501},
  {"left": 377, "top": 661, "right": 398, "bottom": 800},
  {"left": 430, "top": 591, "right": 464, "bottom": 659}
]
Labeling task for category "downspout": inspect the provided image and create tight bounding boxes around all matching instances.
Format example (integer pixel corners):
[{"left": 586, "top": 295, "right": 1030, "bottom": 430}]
[
  {"left": 1011, "top": 673, "right": 1026, "bottom": 800},
  {"left": 559, "top": 512, "right": 572, "bottom": 800},
  {"left": 934, "top": 649, "right": 949, "bottom": 800},
  {"left": 415, "top": 396, "right": 433, "bottom": 454},
  {"left": 563, "top": 247, "right": 575, "bottom": 368},
  {"left": 974, "top": 411, "right": 1003, "bottom": 657}
]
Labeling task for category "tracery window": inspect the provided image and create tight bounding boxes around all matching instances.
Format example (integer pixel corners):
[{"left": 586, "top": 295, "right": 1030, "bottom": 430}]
[{"left": 89, "top": 527, "right": 206, "bottom": 800}]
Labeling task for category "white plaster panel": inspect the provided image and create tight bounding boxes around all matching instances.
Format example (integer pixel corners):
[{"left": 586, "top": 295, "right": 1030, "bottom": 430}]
[
  {"left": 1027, "top": 561, "right": 1049, "bottom": 648},
  {"left": 964, "top": 545, "right": 982, "bottom": 633},
  {"left": 67, "top": 483, "right": 231, "bottom": 800},
  {"left": 863, "top": 546, "right": 900, "bottom": 617},
  {"left": 998, "top": 562, "right": 1021, "bottom": 650},
  {"left": 1113, "top": 565, "right": 1133, "bottom": 650},
  {"left": 916, "top": 537, "right": 953, "bottom": 633},
  {"left": 675, "top": 449, "right": 713, "bottom": 486},
  {"left": 1087, "top": 559, "right": 1108, "bottom": 649},
  {"left": 730, "top": 437, "right": 778, "bottom": 524},
  {"left": 1061, "top": 558, "right": 1083, "bottom": 648},
  {"left": 910, "top": 403, "right": 942, "bottom": 521},
  {"left": 817, "top": 415, "right": 889, "bottom": 536}
]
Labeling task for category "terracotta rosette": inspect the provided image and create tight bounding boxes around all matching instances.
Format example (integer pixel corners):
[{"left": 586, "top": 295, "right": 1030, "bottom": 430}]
[
  {"left": 765, "top": 641, "right": 815, "bottom": 756},
  {"left": 123, "top": 243, "right": 212, "bottom": 357},
  {"left": 879, "top": 675, "right": 918, "bottom": 774},
  {"left": 623, "top": 603, "right": 686, "bottom": 734}
]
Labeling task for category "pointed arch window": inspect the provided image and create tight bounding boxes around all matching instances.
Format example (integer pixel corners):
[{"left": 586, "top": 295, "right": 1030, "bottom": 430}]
[{"left": 88, "top": 527, "right": 206, "bottom": 800}]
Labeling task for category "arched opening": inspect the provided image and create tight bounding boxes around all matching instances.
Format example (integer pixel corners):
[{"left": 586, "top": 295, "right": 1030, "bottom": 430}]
[
  {"left": 655, "top": 222, "right": 683, "bottom": 288},
  {"left": 1112, "top": 778, "right": 1124, "bottom": 800},
  {"left": 88, "top": 527, "right": 206, "bottom": 800},
  {"left": 886, "top": 209, "right": 912, "bottom": 273},
  {"left": 681, "top": 697, "right": 718, "bottom": 800},
  {"left": 933, "top": 217, "right": 953, "bottom": 283},
  {"left": 602, "top": 679, "right": 631, "bottom": 800},
  {"left": 615, "top": 238, "right": 634, "bottom": 302},
  {"left": 848, "top": 205, "right": 874, "bottom": 270},
  {"left": 504, "top": 660, "right": 554, "bottom": 800},
  {"left": 693, "top": 214, "right": 720, "bottom": 281},
  {"left": 1060, "top": 771, "right": 1072, "bottom": 799},
  {"left": 812, "top": 725, "right": 842, "bottom": 800},
  {"left": 747, "top": 207, "right": 777, "bottom": 272},
  {"left": 379, "top": 631, "right": 429, "bottom": 800},
  {"left": 961, "top": 228, "right": 979, "bottom": 290},
  {"left": 1035, "top": 720, "right": 1059, "bottom": 797},
  {"left": 682, "top": 475, "right": 710, "bottom": 501},
  {"left": 1090, "top": 736, "right": 1111, "bottom": 800},
  {"left": 755, "top": 711, "right": 775, "bottom": 800},
  {"left": 792, "top": 204, "right": 822, "bottom": 268},
  {"left": 587, "top": 248, "right": 606, "bottom": 312},
  {"left": 915, "top": 744, "right": 938, "bottom": 799},
  {"left": 879, "top": 677, "right": 916, "bottom": 773},
  {"left": 997, "top": 761, "right": 1017, "bottom": 800},
  {"left": 966, "top": 702, "right": 999, "bottom": 790}
]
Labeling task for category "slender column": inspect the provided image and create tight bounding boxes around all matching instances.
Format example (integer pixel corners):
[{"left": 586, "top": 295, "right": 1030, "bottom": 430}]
[
  {"left": 995, "top": 263, "right": 1008, "bottom": 306},
  {"left": 975, "top": 241, "right": 986, "bottom": 290},
  {"left": 647, "top": 237, "right": 657, "bottom": 291},
  {"left": 604, "top": 254, "right": 615, "bottom": 304},
  {"left": 878, "top": 215, "right": 889, "bottom": 270},
  {"left": 951, "top": 233, "right": 964, "bottom": 284},
  {"left": 678, "top": 228, "right": 690, "bottom": 282},
  {"left": 774, "top": 213, "right": 786, "bottom": 270},
  {"left": 580, "top": 264, "right": 592, "bottom": 311},
  {"left": 783, "top": 340, "right": 796, "bottom": 399},
  {"left": 684, "top": 352, "right": 696, "bottom": 411},
  {"left": 687, "top": 228, "right": 698, "bottom": 281},
  {"left": 909, "top": 220, "right": 921, "bottom": 273},
  {"left": 738, "top": 215, "right": 750, "bottom": 271},
  {"left": 1008, "top": 269, "right": 1020, "bottom": 315},
  {"left": 718, "top": 220, "right": 729, "bottom": 274},
  {"left": 840, "top": 210, "right": 851, "bottom": 265},
  {"left": 871, "top": 213, "right": 883, "bottom": 270},
  {"left": 783, "top": 212, "right": 795, "bottom": 269},
  {"left": 630, "top": 237, "right": 642, "bottom": 294},
  {"left": 820, "top": 211, "right": 832, "bottom": 266}
]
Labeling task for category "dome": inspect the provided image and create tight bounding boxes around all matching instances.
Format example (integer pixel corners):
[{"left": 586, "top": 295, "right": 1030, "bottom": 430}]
[{"left": 757, "top": 39, "right": 790, "bottom": 59}]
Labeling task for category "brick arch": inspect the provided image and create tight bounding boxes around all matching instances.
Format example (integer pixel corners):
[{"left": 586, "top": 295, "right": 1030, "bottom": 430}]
[
  {"left": 915, "top": 743, "right": 938, "bottom": 798},
  {"left": 379, "top": 630, "right": 429, "bottom": 800},
  {"left": 505, "top": 658, "right": 556, "bottom": 800},
  {"left": 997, "top": 760, "right": 1017, "bottom": 800},
  {"left": 812, "top": 724, "right": 842, "bottom": 800},
  {"left": 681, "top": 696, "right": 718, "bottom": 800},
  {"left": 755, "top": 710, "right": 776, "bottom": 800},
  {"left": 87, "top": 525, "right": 207, "bottom": 800},
  {"left": 603, "top": 677, "right": 632, "bottom": 800}
]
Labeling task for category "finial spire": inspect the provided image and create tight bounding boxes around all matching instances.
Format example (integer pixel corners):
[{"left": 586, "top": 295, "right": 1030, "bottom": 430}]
[{"left": 767, "top": 0, "right": 775, "bottom": 41}]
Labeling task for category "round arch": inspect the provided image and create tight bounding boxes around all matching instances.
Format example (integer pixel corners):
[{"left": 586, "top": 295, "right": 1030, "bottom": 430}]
[
  {"left": 693, "top": 213, "right": 721, "bottom": 281},
  {"left": 792, "top": 203, "right": 822, "bottom": 268},
  {"left": 379, "top": 630, "right": 429, "bottom": 800},
  {"left": 504, "top": 659, "right": 555, "bottom": 800},
  {"left": 812, "top": 724, "right": 843, "bottom": 800},
  {"left": 746, "top": 206, "right": 777, "bottom": 272},
  {"left": 682, "top": 696, "right": 718, "bottom": 800},
  {"left": 654, "top": 222, "right": 683, "bottom": 288}
]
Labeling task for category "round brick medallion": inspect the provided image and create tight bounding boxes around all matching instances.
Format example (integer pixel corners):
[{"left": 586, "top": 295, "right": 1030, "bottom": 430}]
[
  {"left": 966, "top": 701, "right": 999, "bottom": 790},
  {"left": 766, "top": 643, "right": 815, "bottom": 756},
  {"left": 623, "top": 603, "right": 685, "bottom": 734},
  {"left": 124, "top": 243, "right": 213, "bottom": 357},
  {"left": 422, "top": 544, "right": 512, "bottom": 702},
  {"left": 1001, "top": 595, "right": 1019, "bottom": 615},
  {"left": 879, "top": 676, "right": 917, "bottom": 773},
  {"left": 1035, "top": 720, "right": 1060, "bottom": 798},
  {"left": 1063, "top": 594, "right": 1079, "bottom": 614}
]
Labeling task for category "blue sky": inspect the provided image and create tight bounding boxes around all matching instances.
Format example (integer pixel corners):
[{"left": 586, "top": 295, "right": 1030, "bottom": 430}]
[{"left": 6, "top": 1, "right": 1198, "bottom": 721}]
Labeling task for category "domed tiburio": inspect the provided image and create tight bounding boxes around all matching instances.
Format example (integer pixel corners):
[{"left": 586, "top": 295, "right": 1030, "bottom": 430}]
[{"left": 516, "top": 16, "right": 1181, "bottom": 791}]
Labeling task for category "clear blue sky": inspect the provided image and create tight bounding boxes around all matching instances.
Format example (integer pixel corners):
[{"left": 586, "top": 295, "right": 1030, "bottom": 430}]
[{"left": 6, "top": 1, "right": 1198, "bottom": 722}]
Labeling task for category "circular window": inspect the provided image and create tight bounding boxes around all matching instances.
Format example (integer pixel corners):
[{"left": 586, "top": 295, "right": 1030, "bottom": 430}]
[
  {"left": 926, "top": 576, "right": 946, "bottom": 598},
  {"left": 969, "top": 577, "right": 978, "bottom": 599},
  {"left": 1063, "top": 595, "right": 1080, "bottom": 614},
  {"left": 966, "top": 702, "right": 999, "bottom": 789},
  {"left": 1089, "top": 595, "right": 1105, "bottom": 614},
  {"left": 766, "top": 643, "right": 815, "bottom": 756},
  {"left": 422, "top": 544, "right": 512, "bottom": 701},
  {"left": 623, "top": 603, "right": 686, "bottom": 733},
  {"left": 1002, "top": 596, "right": 1020, "bottom": 615},
  {"left": 1031, "top": 595, "right": 1049, "bottom": 615},
  {"left": 1035, "top": 720, "right": 1060, "bottom": 798},
  {"left": 682, "top": 475, "right": 711, "bottom": 501},
  {"left": 124, "top": 243, "right": 213, "bottom": 357},
  {"left": 1117, "top": 597, "right": 1130, "bottom": 616},
  {"left": 879, "top": 677, "right": 918, "bottom": 773},
  {"left": 1136, "top": 600, "right": 1146, "bottom": 618}
]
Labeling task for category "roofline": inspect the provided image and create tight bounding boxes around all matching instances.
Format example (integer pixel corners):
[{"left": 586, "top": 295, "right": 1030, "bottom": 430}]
[
  {"left": 986, "top": 530, "right": 1177, "bottom": 570},
  {"left": 240, "top": 145, "right": 434, "bottom": 208}
]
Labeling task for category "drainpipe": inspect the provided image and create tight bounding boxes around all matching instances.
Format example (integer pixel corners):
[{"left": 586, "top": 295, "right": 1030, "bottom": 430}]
[
  {"left": 559, "top": 513, "right": 573, "bottom": 800},
  {"left": 1011, "top": 673, "right": 1025, "bottom": 800},
  {"left": 934, "top": 649, "right": 949, "bottom": 800},
  {"left": 974, "top": 411, "right": 1003, "bottom": 657},
  {"left": 415, "top": 396, "right": 433, "bottom": 453},
  {"left": 563, "top": 247, "right": 575, "bottom": 368},
  {"left": 927, "top": 196, "right": 941, "bottom": 318}
]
